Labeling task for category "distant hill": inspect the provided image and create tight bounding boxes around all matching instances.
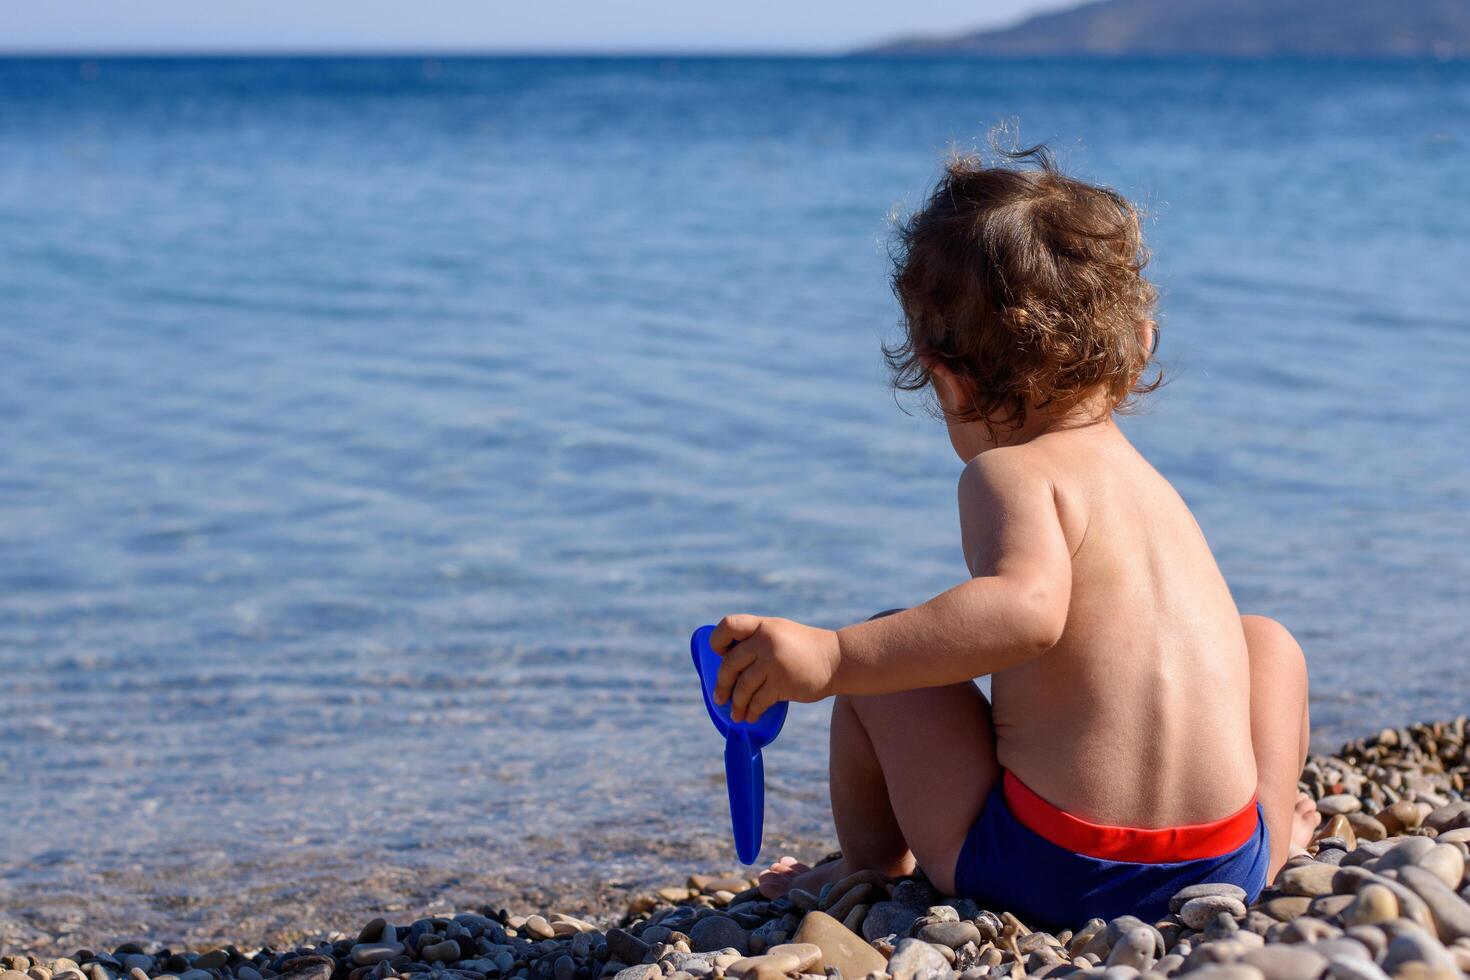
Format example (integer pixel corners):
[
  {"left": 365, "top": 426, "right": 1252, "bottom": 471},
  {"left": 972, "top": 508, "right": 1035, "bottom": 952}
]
[{"left": 866, "top": 0, "right": 1470, "bottom": 58}]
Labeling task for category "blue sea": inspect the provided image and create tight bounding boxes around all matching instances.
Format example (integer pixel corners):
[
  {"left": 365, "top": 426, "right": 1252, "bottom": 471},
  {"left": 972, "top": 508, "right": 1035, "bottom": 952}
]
[{"left": 1, "top": 56, "right": 1467, "bottom": 950}]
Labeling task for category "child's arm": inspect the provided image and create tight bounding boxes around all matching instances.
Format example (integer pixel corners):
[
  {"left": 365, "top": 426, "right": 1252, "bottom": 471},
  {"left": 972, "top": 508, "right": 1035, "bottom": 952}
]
[{"left": 711, "top": 451, "right": 1072, "bottom": 722}]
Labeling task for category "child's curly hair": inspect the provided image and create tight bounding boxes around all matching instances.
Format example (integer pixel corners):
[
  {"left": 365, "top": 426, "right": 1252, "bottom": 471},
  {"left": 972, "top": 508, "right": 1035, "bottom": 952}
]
[{"left": 886, "top": 145, "right": 1161, "bottom": 434}]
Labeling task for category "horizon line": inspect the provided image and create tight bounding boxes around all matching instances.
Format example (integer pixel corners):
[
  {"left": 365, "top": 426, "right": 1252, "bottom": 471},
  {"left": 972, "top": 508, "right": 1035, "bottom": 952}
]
[{"left": 1, "top": 47, "right": 1464, "bottom": 61}]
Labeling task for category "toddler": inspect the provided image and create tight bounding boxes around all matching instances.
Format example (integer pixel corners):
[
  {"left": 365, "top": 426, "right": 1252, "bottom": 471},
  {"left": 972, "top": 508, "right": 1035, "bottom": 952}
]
[{"left": 710, "top": 147, "right": 1317, "bottom": 927}]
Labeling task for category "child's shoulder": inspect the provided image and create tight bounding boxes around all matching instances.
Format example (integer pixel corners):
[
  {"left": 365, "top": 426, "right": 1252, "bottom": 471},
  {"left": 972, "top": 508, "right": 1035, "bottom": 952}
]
[
  {"left": 956, "top": 441, "right": 1095, "bottom": 564},
  {"left": 957, "top": 444, "right": 1054, "bottom": 502}
]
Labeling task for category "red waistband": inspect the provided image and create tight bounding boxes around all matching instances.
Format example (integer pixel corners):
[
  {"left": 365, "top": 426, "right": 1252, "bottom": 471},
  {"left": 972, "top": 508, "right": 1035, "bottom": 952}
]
[{"left": 1002, "top": 771, "right": 1260, "bottom": 863}]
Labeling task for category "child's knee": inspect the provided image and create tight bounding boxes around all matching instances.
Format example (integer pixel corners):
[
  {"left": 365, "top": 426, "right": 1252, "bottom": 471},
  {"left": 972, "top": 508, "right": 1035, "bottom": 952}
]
[{"left": 1242, "top": 614, "right": 1308, "bottom": 699}]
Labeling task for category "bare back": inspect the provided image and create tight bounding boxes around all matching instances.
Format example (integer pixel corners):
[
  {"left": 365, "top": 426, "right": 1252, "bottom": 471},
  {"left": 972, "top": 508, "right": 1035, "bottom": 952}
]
[{"left": 967, "top": 422, "right": 1259, "bottom": 828}]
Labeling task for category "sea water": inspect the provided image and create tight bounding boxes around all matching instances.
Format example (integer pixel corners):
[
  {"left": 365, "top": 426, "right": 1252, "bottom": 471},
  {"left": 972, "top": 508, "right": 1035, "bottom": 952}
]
[{"left": 0, "top": 55, "right": 1467, "bottom": 949}]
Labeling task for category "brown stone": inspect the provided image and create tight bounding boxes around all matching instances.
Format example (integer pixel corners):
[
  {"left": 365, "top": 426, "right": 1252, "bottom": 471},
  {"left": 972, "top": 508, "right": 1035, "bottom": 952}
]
[{"left": 791, "top": 911, "right": 887, "bottom": 980}]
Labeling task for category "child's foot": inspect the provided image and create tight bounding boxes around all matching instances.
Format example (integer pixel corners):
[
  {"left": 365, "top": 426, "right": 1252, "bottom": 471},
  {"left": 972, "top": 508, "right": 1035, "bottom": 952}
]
[
  {"left": 757, "top": 855, "right": 851, "bottom": 899},
  {"left": 1290, "top": 792, "right": 1320, "bottom": 852}
]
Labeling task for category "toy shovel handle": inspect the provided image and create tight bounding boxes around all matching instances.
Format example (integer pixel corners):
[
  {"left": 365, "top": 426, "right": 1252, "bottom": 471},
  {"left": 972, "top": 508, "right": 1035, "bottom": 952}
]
[{"left": 724, "top": 729, "right": 764, "bottom": 865}]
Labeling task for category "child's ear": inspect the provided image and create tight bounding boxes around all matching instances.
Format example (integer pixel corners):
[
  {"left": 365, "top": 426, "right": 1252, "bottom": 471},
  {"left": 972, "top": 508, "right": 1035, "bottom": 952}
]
[
  {"left": 926, "top": 360, "right": 962, "bottom": 417},
  {"left": 1138, "top": 318, "right": 1159, "bottom": 356}
]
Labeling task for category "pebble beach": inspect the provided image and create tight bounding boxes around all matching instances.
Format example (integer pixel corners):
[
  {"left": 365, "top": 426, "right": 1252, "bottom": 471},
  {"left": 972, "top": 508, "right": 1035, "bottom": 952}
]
[{"left": 7, "top": 718, "right": 1470, "bottom": 980}]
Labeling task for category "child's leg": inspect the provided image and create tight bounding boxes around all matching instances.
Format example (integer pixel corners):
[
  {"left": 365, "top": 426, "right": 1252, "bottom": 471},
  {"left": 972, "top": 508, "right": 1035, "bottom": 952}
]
[
  {"left": 835, "top": 683, "right": 999, "bottom": 892},
  {"left": 761, "top": 676, "right": 999, "bottom": 897},
  {"left": 1243, "top": 614, "right": 1315, "bottom": 877}
]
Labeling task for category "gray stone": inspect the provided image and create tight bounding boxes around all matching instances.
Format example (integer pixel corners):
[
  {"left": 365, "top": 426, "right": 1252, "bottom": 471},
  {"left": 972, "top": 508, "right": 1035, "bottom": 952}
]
[
  {"left": 1239, "top": 945, "right": 1328, "bottom": 980},
  {"left": 1376, "top": 838, "right": 1438, "bottom": 874},
  {"left": 1414, "top": 845, "right": 1466, "bottom": 891},
  {"left": 1423, "top": 802, "right": 1470, "bottom": 835},
  {"left": 1106, "top": 930, "right": 1155, "bottom": 972},
  {"left": 423, "top": 942, "right": 462, "bottom": 965},
  {"left": 1343, "top": 927, "right": 1388, "bottom": 961},
  {"left": 351, "top": 945, "right": 405, "bottom": 967},
  {"left": 1380, "top": 926, "right": 1457, "bottom": 974},
  {"left": 1171, "top": 884, "right": 1249, "bottom": 914},
  {"left": 1318, "top": 796, "right": 1362, "bottom": 817},
  {"left": 277, "top": 956, "right": 334, "bottom": 980},
  {"left": 887, "top": 939, "right": 952, "bottom": 980},
  {"left": 918, "top": 922, "right": 981, "bottom": 950},
  {"left": 891, "top": 880, "right": 942, "bottom": 912},
  {"left": 1281, "top": 919, "right": 1339, "bottom": 944},
  {"left": 1395, "top": 866, "right": 1470, "bottom": 943},
  {"left": 861, "top": 902, "right": 917, "bottom": 942},
  {"left": 1186, "top": 968, "right": 1266, "bottom": 980},
  {"left": 1303, "top": 941, "right": 1368, "bottom": 963},
  {"left": 552, "top": 957, "right": 574, "bottom": 980},
  {"left": 1279, "top": 864, "right": 1341, "bottom": 898},
  {"left": 1180, "top": 897, "right": 1248, "bottom": 930},
  {"left": 613, "top": 967, "right": 660, "bottom": 980},
  {"left": 607, "top": 929, "right": 651, "bottom": 966},
  {"left": 688, "top": 916, "right": 748, "bottom": 955},
  {"left": 1323, "top": 960, "right": 1390, "bottom": 980}
]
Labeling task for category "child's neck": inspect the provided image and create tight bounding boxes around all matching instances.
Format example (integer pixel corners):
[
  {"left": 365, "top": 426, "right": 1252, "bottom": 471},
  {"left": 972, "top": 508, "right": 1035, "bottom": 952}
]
[{"left": 954, "top": 392, "right": 1115, "bottom": 459}]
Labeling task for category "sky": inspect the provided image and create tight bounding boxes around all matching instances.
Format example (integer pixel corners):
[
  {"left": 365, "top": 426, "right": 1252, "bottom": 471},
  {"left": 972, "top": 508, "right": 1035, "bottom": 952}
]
[{"left": 5, "top": 0, "right": 1071, "bottom": 54}]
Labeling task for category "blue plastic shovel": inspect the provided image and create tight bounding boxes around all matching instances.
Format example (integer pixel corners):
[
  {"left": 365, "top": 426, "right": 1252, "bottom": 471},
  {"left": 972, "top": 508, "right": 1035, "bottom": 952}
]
[{"left": 690, "top": 624, "right": 789, "bottom": 865}]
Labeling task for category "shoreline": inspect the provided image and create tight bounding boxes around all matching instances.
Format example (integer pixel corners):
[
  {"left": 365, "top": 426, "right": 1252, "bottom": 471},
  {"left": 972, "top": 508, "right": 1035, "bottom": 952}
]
[{"left": 4, "top": 718, "right": 1469, "bottom": 980}]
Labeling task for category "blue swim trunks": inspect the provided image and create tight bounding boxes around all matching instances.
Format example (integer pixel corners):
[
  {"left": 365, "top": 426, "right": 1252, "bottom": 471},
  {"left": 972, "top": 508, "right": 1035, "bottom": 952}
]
[{"left": 954, "top": 771, "right": 1270, "bottom": 928}]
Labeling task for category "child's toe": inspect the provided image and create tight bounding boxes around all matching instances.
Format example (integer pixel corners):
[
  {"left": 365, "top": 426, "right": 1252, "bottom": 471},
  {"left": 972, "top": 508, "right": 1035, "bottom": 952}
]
[{"left": 756, "top": 858, "right": 811, "bottom": 898}]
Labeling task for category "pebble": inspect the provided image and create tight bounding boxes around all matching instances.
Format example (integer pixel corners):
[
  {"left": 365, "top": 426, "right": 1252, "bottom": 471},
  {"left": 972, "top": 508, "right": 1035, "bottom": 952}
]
[
  {"left": 349, "top": 945, "right": 404, "bottom": 967},
  {"left": 5, "top": 719, "right": 1470, "bottom": 980},
  {"left": 1378, "top": 802, "right": 1425, "bottom": 836},
  {"left": 1239, "top": 946, "right": 1328, "bottom": 980},
  {"left": 764, "top": 946, "right": 821, "bottom": 973},
  {"left": 1278, "top": 863, "right": 1339, "bottom": 898},
  {"left": 1171, "top": 885, "right": 1249, "bottom": 914},
  {"left": 1187, "top": 968, "right": 1265, "bottom": 980},
  {"left": 421, "top": 942, "right": 460, "bottom": 965},
  {"left": 1263, "top": 898, "right": 1314, "bottom": 922},
  {"left": 1424, "top": 802, "right": 1470, "bottom": 834},
  {"left": 1396, "top": 866, "right": 1470, "bottom": 942},
  {"left": 1414, "top": 845, "right": 1466, "bottom": 890},
  {"left": 886, "top": 939, "right": 951, "bottom": 980},
  {"left": 1318, "top": 795, "right": 1362, "bottom": 817},
  {"left": 1180, "top": 897, "right": 1248, "bottom": 930},
  {"left": 607, "top": 928, "right": 651, "bottom": 966},
  {"left": 917, "top": 922, "right": 981, "bottom": 950},
  {"left": 861, "top": 902, "right": 917, "bottom": 942},
  {"left": 791, "top": 912, "right": 886, "bottom": 980},
  {"left": 1324, "top": 961, "right": 1390, "bottom": 980},
  {"left": 614, "top": 967, "right": 660, "bottom": 980},
  {"left": 1376, "top": 837, "right": 1438, "bottom": 873},
  {"left": 1106, "top": 929, "right": 1156, "bottom": 972},
  {"left": 687, "top": 916, "right": 748, "bottom": 955},
  {"left": 1380, "top": 927, "right": 1459, "bottom": 974}
]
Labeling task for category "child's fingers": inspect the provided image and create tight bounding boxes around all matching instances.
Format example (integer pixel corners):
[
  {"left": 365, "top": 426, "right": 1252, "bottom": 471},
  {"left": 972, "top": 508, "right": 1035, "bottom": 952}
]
[
  {"left": 713, "top": 643, "right": 758, "bottom": 704},
  {"left": 745, "top": 685, "right": 780, "bottom": 724},
  {"left": 729, "top": 664, "right": 768, "bottom": 723},
  {"left": 710, "top": 614, "right": 761, "bottom": 653}
]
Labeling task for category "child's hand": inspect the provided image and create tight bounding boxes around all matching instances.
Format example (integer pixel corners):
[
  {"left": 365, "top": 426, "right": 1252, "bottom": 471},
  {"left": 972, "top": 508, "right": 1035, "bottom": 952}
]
[{"left": 709, "top": 614, "right": 841, "bottom": 723}]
